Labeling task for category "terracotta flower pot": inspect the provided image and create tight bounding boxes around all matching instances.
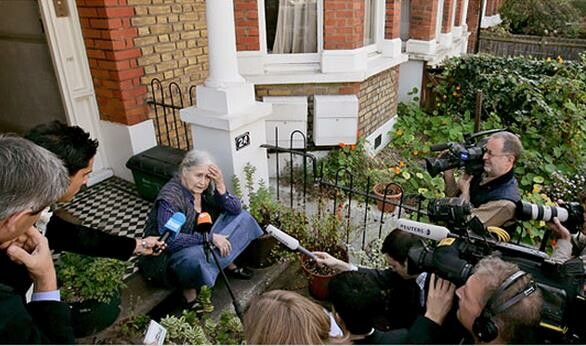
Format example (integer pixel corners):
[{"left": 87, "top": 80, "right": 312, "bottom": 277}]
[
  {"left": 373, "top": 183, "right": 402, "bottom": 213},
  {"left": 300, "top": 247, "right": 349, "bottom": 301}
]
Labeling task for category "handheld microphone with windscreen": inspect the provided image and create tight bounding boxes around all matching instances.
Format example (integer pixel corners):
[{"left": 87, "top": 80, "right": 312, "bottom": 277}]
[
  {"left": 196, "top": 212, "right": 213, "bottom": 233},
  {"left": 154, "top": 212, "right": 186, "bottom": 254},
  {"left": 265, "top": 224, "right": 317, "bottom": 260}
]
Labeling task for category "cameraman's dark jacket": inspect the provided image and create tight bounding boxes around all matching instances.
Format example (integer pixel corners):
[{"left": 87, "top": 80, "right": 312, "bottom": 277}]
[{"left": 469, "top": 169, "right": 520, "bottom": 230}]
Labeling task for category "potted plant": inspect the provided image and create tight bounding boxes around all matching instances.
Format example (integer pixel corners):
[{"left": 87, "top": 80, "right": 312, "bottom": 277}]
[
  {"left": 57, "top": 252, "right": 127, "bottom": 337},
  {"left": 299, "top": 213, "right": 349, "bottom": 301}
]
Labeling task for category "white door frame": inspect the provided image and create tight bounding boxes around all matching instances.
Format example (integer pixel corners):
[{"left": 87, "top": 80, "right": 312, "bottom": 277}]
[{"left": 37, "top": 0, "right": 113, "bottom": 185}]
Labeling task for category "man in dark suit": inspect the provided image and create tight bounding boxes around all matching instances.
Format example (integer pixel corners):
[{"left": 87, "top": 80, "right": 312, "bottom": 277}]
[{"left": 0, "top": 134, "right": 75, "bottom": 343}]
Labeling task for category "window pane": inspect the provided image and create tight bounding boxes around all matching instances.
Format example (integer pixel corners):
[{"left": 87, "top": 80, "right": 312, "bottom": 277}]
[
  {"left": 266, "top": 0, "right": 318, "bottom": 54},
  {"left": 364, "top": 0, "right": 376, "bottom": 46}
]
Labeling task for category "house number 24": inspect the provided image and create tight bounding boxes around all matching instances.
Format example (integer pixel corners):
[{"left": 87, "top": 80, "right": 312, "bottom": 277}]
[{"left": 235, "top": 132, "right": 250, "bottom": 151}]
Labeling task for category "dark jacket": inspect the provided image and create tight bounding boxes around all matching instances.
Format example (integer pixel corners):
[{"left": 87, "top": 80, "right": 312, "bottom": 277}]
[
  {"left": 355, "top": 316, "right": 444, "bottom": 344},
  {"left": 470, "top": 169, "right": 520, "bottom": 207},
  {"left": 358, "top": 267, "right": 424, "bottom": 330},
  {"left": 0, "top": 213, "right": 135, "bottom": 299},
  {"left": 0, "top": 283, "right": 75, "bottom": 344},
  {"left": 46, "top": 213, "right": 136, "bottom": 260}
]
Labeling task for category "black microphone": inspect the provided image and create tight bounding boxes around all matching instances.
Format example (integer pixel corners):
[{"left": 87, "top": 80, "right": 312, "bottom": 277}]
[{"left": 154, "top": 212, "right": 186, "bottom": 254}]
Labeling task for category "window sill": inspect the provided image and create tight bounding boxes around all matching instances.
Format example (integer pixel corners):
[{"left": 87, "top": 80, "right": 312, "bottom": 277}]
[{"left": 239, "top": 51, "right": 408, "bottom": 85}]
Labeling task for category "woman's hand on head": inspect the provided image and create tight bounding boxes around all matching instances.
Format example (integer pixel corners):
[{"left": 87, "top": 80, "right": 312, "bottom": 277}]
[{"left": 208, "top": 164, "right": 226, "bottom": 194}]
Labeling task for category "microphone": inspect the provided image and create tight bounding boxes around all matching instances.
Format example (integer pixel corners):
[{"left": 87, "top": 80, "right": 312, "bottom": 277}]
[
  {"left": 265, "top": 224, "right": 317, "bottom": 260},
  {"left": 196, "top": 212, "right": 213, "bottom": 234},
  {"left": 388, "top": 217, "right": 450, "bottom": 241},
  {"left": 154, "top": 212, "right": 186, "bottom": 254}
]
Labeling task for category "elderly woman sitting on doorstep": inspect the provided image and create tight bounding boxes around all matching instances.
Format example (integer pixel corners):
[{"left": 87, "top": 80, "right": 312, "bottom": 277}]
[{"left": 141, "top": 149, "right": 262, "bottom": 306}]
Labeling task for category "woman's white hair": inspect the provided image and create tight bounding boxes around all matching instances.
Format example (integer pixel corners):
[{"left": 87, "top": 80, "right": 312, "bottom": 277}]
[{"left": 179, "top": 149, "right": 214, "bottom": 177}]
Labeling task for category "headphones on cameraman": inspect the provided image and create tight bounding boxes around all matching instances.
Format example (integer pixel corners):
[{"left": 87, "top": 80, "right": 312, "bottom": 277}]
[{"left": 472, "top": 270, "right": 537, "bottom": 343}]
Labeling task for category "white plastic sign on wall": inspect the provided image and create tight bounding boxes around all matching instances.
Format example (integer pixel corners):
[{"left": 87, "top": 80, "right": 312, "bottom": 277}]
[
  {"left": 313, "top": 95, "right": 358, "bottom": 146},
  {"left": 263, "top": 96, "right": 308, "bottom": 148}
]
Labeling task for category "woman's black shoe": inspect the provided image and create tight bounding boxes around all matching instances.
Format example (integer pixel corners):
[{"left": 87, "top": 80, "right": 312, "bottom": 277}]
[{"left": 226, "top": 266, "right": 253, "bottom": 280}]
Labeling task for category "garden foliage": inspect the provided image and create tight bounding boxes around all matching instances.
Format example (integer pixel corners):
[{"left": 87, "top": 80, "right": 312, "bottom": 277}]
[
  {"left": 499, "top": 0, "right": 585, "bottom": 38},
  {"left": 393, "top": 53, "right": 586, "bottom": 245}
]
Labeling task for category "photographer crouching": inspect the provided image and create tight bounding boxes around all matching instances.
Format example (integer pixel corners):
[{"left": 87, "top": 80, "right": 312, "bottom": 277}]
[
  {"left": 442, "top": 131, "right": 523, "bottom": 231},
  {"left": 548, "top": 191, "right": 586, "bottom": 262}
]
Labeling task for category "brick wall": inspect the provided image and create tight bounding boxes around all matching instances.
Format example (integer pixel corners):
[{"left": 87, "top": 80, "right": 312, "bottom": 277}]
[
  {"left": 234, "top": 0, "right": 260, "bottom": 51},
  {"left": 255, "top": 67, "right": 399, "bottom": 144},
  {"left": 77, "top": 0, "right": 147, "bottom": 125},
  {"left": 410, "top": 0, "right": 439, "bottom": 40},
  {"left": 358, "top": 67, "right": 398, "bottom": 138},
  {"left": 442, "top": 0, "right": 454, "bottom": 33},
  {"left": 324, "top": 0, "right": 365, "bottom": 49},
  {"left": 385, "top": 0, "right": 402, "bottom": 39},
  {"left": 129, "top": 0, "right": 208, "bottom": 148}
]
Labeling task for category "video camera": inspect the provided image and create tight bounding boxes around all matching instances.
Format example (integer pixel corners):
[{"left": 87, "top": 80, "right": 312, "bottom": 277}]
[
  {"left": 399, "top": 198, "right": 586, "bottom": 342},
  {"left": 517, "top": 201, "right": 584, "bottom": 234},
  {"left": 425, "top": 128, "right": 505, "bottom": 177}
]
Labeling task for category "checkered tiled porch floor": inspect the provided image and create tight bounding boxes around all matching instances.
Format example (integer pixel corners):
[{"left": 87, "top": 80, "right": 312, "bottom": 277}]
[{"left": 60, "top": 176, "right": 152, "bottom": 278}]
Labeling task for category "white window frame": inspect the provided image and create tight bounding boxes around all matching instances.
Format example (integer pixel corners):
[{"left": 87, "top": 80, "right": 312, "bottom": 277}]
[
  {"left": 258, "top": 0, "right": 323, "bottom": 66},
  {"left": 363, "top": 0, "right": 385, "bottom": 55},
  {"left": 435, "top": 0, "right": 445, "bottom": 42}
]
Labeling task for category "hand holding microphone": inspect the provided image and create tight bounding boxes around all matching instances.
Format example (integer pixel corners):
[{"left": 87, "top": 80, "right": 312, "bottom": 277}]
[
  {"left": 265, "top": 225, "right": 316, "bottom": 261},
  {"left": 154, "top": 212, "right": 186, "bottom": 254}
]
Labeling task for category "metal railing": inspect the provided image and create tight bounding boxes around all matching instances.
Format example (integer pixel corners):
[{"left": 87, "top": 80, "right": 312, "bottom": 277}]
[
  {"left": 147, "top": 78, "right": 195, "bottom": 150},
  {"left": 263, "top": 128, "right": 425, "bottom": 250}
]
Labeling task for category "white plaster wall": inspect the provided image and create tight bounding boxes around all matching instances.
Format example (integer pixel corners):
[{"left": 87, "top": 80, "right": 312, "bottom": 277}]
[
  {"left": 398, "top": 60, "right": 424, "bottom": 103},
  {"left": 99, "top": 119, "right": 157, "bottom": 182}
]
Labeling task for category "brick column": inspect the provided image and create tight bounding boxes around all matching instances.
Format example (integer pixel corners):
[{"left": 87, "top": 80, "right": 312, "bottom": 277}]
[
  {"left": 406, "top": 0, "right": 439, "bottom": 55},
  {"left": 466, "top": 0, "right": 481, "bottom": 53},
  {"left": 324, "top": 0, "right": 364, "bottom": 49},
  {"left": 385, "top": 0, "right": 401, "bottom": 39},
  {"left": 234, "top": 0, "right": 260, "bottom": 51},
  {"left": 77, "top": 0, "right": 147, "bottom": 125},
  {"left": 382, "top": 0, "right": 403, "bottom": 57},
  {"left": 409, "top": 0, "right": 439, "bottom": 40}
]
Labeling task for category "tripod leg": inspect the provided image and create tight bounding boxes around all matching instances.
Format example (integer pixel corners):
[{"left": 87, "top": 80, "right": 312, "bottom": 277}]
[{"left": 208, "top": 241, "right": 244, "bottom": 321}]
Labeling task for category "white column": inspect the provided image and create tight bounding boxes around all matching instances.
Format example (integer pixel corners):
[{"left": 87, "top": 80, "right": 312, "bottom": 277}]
[
  {"left": 181, "top": 0, "right": 272, "bottom": 196},
  {"left": 204, "top": 0, "right": 245, "bottom": 88}
]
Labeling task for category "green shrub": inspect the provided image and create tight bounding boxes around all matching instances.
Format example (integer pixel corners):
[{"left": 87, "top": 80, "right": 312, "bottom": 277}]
[
  {"left": 429, "top": 54, "right": 586, "bottom": 192},
  {"left": 500, "top": 0, "right": 583, "bottom": 38},
  {"left": 57, "top": 252, "right": 127, "bottom": 304}
]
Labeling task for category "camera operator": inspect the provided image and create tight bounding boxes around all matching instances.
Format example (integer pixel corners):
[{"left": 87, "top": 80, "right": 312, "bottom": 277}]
[
  {"left": 443, "top": 131, "right": 522, "bottom": 230},
  {"left": 548, "top": 191, "right": 586, "bottom": 263},
  {"left": 455, "top": 256, "right": 542, "bottom": 344}
]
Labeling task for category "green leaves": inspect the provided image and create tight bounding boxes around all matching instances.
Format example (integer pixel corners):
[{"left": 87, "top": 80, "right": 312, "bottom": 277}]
[{"left": 57, "top": 252, "right": 127, "bottom": 304}]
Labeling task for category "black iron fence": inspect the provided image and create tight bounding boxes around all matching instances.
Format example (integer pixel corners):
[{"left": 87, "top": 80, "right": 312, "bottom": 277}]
[
  {"left": 262, "top": 128, "right": 425, "bottom": 251},
  {"left": 147, "top": 78, "right": 195, "bottom": 150}
]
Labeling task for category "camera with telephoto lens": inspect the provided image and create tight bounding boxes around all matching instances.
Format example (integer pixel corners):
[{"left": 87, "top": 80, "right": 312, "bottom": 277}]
[
  {"left": 404, "top": 198, "right": 586, "bottom": 343},
  {"left": 424, "top": 128, "right": 506, "bottom": 177},
  {"left": 517, "top": 201, "right": 584, "bottom": 234}
]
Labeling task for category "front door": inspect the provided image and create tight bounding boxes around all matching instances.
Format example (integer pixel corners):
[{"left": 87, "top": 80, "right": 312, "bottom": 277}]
[{"left": 0, "top": 0, "right": 67, "bottom": 133}]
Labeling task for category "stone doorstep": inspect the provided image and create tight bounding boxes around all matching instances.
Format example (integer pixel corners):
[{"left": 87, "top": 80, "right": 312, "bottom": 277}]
[{"left": 76, "top": 259, "right": 292, "bottom": 343}]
